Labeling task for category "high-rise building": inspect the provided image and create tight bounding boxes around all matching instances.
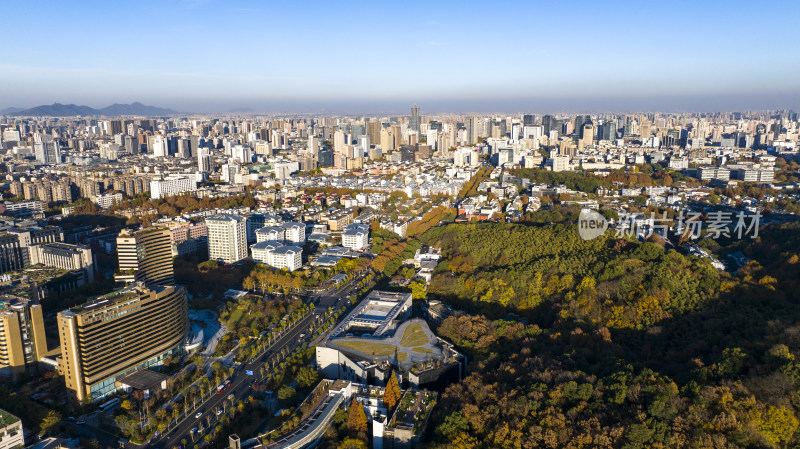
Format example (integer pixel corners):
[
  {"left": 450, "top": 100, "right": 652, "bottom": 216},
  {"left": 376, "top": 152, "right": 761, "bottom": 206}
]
[
  {"left": 206, "top": 215, "right": 247, "bottom": 263},
  {"left": 34, "top": 141, "right": 61, "bottom": 164},
  {"left": 542, "top": 115, "right": 554, "bottom": 136},
  {"left": 197, "top": 147, "right": 213, "bottom": 173},
  {"left": 581, "top": 123, "right": 594, "bottom": 146},
  {"left": 411, "top": 104, "right": 421, "bottom": 133},
  {"left": 282, "top": 222, "right": 306, "bottom": 244},
  {"left": 116, "top": 227, "right": 174, "bottom": 286},
  {"left": 523, "top": 114, "right": 535, "bottom": 126},
  {"left": 0, "top": 234, "right": 26, "bottom": 273},
  {"left": 58, "top": 283, "right": 189, "bottom": 402},
  {"left": 107, "top": 120, "right": 124, "bottom": 135},
  {"left": 367, "top": 121, "right": 381, "bottom": 146},
  {"left": 599, "top": 121, "right": 617, "bottom": 141},
  {"left": 151, "top": 134, "right": 168, "bottom": 157},
  {"left": 0, "top": 294, "right": 48, "bottom": 380},
  {"left": 333, "top": 130, "right": 347, "bottom": 154},
  {"left": 380, "top": 127, "right": 394, "bottom": 152},
  {"left": 575, "top": 115, "right": 591, "bottom": 139},
  {"left": 464, "top": 116, "right": 476, "bottom": 144}
]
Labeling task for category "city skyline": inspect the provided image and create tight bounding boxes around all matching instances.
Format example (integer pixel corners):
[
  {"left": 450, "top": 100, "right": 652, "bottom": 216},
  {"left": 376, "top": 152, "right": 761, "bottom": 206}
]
[{"left": 2, "top": 0, "right": 799, "bottom": 113}]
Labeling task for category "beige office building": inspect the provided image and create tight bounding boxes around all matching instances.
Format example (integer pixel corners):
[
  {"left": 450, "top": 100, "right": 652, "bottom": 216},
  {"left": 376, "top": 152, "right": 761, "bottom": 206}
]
[
  {"left": 57, "top": 284, "right": 188, "bottom": 402},
  {"left": 116, "top": 227, "right": 174, "bottom": 286},
  {"left": 0, "top": 295, "right": 47, "bottom": 380}
]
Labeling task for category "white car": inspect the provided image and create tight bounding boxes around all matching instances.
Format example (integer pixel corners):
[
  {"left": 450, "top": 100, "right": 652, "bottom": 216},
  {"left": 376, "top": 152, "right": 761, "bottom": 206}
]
[{"left": 195, "top": 411, "right": 202, "bottom": 419}]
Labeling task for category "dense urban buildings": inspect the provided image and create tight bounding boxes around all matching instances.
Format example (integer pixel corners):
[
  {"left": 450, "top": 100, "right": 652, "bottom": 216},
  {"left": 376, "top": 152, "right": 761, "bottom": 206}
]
[{"left": 0, "top": 105, "right": 798, "bottom": 448}]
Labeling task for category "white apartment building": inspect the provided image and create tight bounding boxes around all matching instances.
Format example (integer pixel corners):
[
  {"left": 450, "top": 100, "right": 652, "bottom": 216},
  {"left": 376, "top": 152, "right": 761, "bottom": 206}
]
[
  {"left": 250, "top": 240, "right": 281, "bottom": 265},
  {"left": 197, "top": 147, "right": 213, "bottom": 173},
  {"left": 268, "top": 246, "right": 302, "bottom": 271},
  {"left": 282, "top": 222, "right": 306, "bottom": 244},
  {"left": 250, "top": 241, "right": 302, "bottom": 271},
  {"left": 150, "top": 176, "right": 197, "bottom": 200},
  {"left": 342, "top": 226, "right": 369, "bottom": 250},
  {"left": 255, "top": 226, "right": 284, "bottom": 243},
  {"left": 92, "top": 192, "right": 122, "bottom": 209},
  {"left": 206, "top": 214, "right": 248, "bottom": 263}
]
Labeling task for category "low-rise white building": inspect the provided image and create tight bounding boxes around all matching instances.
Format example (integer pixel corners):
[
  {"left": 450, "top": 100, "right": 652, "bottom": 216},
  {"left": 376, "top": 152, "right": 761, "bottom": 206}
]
[
  {"left": 255, "top": 226, "right": 284, "bottom": 243},
  {"left": 282, "top": 221, "right": 306, "bottom": 244},
  {"left": 92, "top": 192, "right": 122, "bottom": 210},
  {"left": 342, "top": 227, "right": 369, "bottom": 250},
  {"left": 250, "top": 241, "right": 302, "bottom": 271},
  {"left": 150, "top": 176, "right": 197, "bottom": 200},
  {"left": 269, "top": 245, "right": 302, "bottom": 271}
]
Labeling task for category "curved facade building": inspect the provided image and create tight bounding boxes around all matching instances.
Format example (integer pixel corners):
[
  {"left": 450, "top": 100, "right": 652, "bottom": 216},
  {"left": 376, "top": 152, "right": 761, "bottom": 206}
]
[
  {"left": 116, "top": 227, "right": 174, "bottom": 286},
  {"left": 57, "top": 283, "right": 188, "bottom": 402}
]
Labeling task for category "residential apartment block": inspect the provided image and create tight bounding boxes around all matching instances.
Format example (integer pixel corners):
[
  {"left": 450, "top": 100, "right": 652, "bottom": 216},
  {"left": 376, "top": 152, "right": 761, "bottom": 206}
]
[{"left": 206, "top": 214, "right": 248, "bottom": 263}]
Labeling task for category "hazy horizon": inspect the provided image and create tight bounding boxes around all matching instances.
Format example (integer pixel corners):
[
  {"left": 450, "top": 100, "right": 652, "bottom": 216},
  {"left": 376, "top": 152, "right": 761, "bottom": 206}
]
[
  {"left": 5, "top": 92, "right": 800, "bottom": 117},
  {"left": 3, "top": 0, "right": 799, "bottom": 115}
]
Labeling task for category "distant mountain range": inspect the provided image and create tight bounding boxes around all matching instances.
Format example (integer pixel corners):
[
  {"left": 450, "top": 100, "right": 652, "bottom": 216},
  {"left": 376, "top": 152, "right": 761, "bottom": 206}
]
[
  {"left": 6, "top": 102, "right": 178, "bottom": 117},
  {"left": 0, "top": 107, "right": 25, "bottom": 115}
]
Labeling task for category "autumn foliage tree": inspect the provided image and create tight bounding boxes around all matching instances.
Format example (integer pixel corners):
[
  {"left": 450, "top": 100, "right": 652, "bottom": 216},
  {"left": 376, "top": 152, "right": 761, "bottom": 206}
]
[
  {"left": 347, "top": 397, "right": 368, "bottom": 437},
  {"left": 383, "top": 371, "right": 402, "bottom": 411}
]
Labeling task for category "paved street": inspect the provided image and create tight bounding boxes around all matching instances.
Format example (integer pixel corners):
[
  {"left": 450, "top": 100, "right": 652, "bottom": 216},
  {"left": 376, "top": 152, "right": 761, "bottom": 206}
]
[{"left": 149, "top": 271, "right": 370, "bottom": 448}]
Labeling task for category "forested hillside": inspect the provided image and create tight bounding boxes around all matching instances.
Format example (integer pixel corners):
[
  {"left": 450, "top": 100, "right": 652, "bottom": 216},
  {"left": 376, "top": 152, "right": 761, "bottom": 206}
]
[{"left": 421, "top": 221, "right": 800, "bottom": 448}]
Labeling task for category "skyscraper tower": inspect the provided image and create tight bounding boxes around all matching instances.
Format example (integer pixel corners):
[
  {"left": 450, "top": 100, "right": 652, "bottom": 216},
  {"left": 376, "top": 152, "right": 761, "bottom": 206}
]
[
  {"left": 197, "top": 147, "right": 212, "bottom": 173},
  {"left": 542, "top": 115, "right": 554, "bottom": 135},
  {"left": 523, "top": 114, "right": 535, "bottom": 126},
  {"left": 115, "top": 227, "right": 174, "bottom": 286},
  {"left": 411, "top": 104, "right": 421, "bottom": 133}
]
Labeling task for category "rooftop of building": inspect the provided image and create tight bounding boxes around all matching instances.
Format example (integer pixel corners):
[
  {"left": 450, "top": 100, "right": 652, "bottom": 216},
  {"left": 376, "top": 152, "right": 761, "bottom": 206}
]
[
  {"left": 65, "top": 283, "right": 169, "bottom": 315},
  {"left": 271, "top": 245, "right": 301, "bottom": 255},
  {"left": 0, "top": 408, "right": 20, "bottom": 427},
  {"left": 118, "top": 369, "right": 168, "bottom": 391},
  {"left": 342, "top": 228, "right": 368, "bottom": 236},
  {"left": 251, "top": 240, "right": 283, "bottom": 250},
  {"left": 39, "top": 241, "right": 88, "bottom": 251},
  {"left": 206, "top": 214, "right": 246, "bottom": 222},
  {"left": 256, "top": 225, "right": 284, "bottom": 234},
  {"left": 0, "top": 294, "right": 34, "bottom": 310},
  {"left": 326, "top": 319, "right": 445, "bottom": 368},
  {"left": 0, "top": 265, "right": 73, "bottom": 285},
  {"left": 329, "top": 290, "right": 412, "bottom": 338}
]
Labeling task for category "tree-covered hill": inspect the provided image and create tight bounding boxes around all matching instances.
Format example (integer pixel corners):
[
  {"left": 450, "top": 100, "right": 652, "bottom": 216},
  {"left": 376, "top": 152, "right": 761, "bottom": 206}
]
[{"left": 421, "top": 221, "right": 800, "bottom": 448}]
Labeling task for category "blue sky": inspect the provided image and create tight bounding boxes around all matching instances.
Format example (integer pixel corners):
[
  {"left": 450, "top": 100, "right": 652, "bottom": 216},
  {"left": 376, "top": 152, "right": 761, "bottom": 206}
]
[{"left": 2, "top": 0, "right": 799, "bottom": 113}]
